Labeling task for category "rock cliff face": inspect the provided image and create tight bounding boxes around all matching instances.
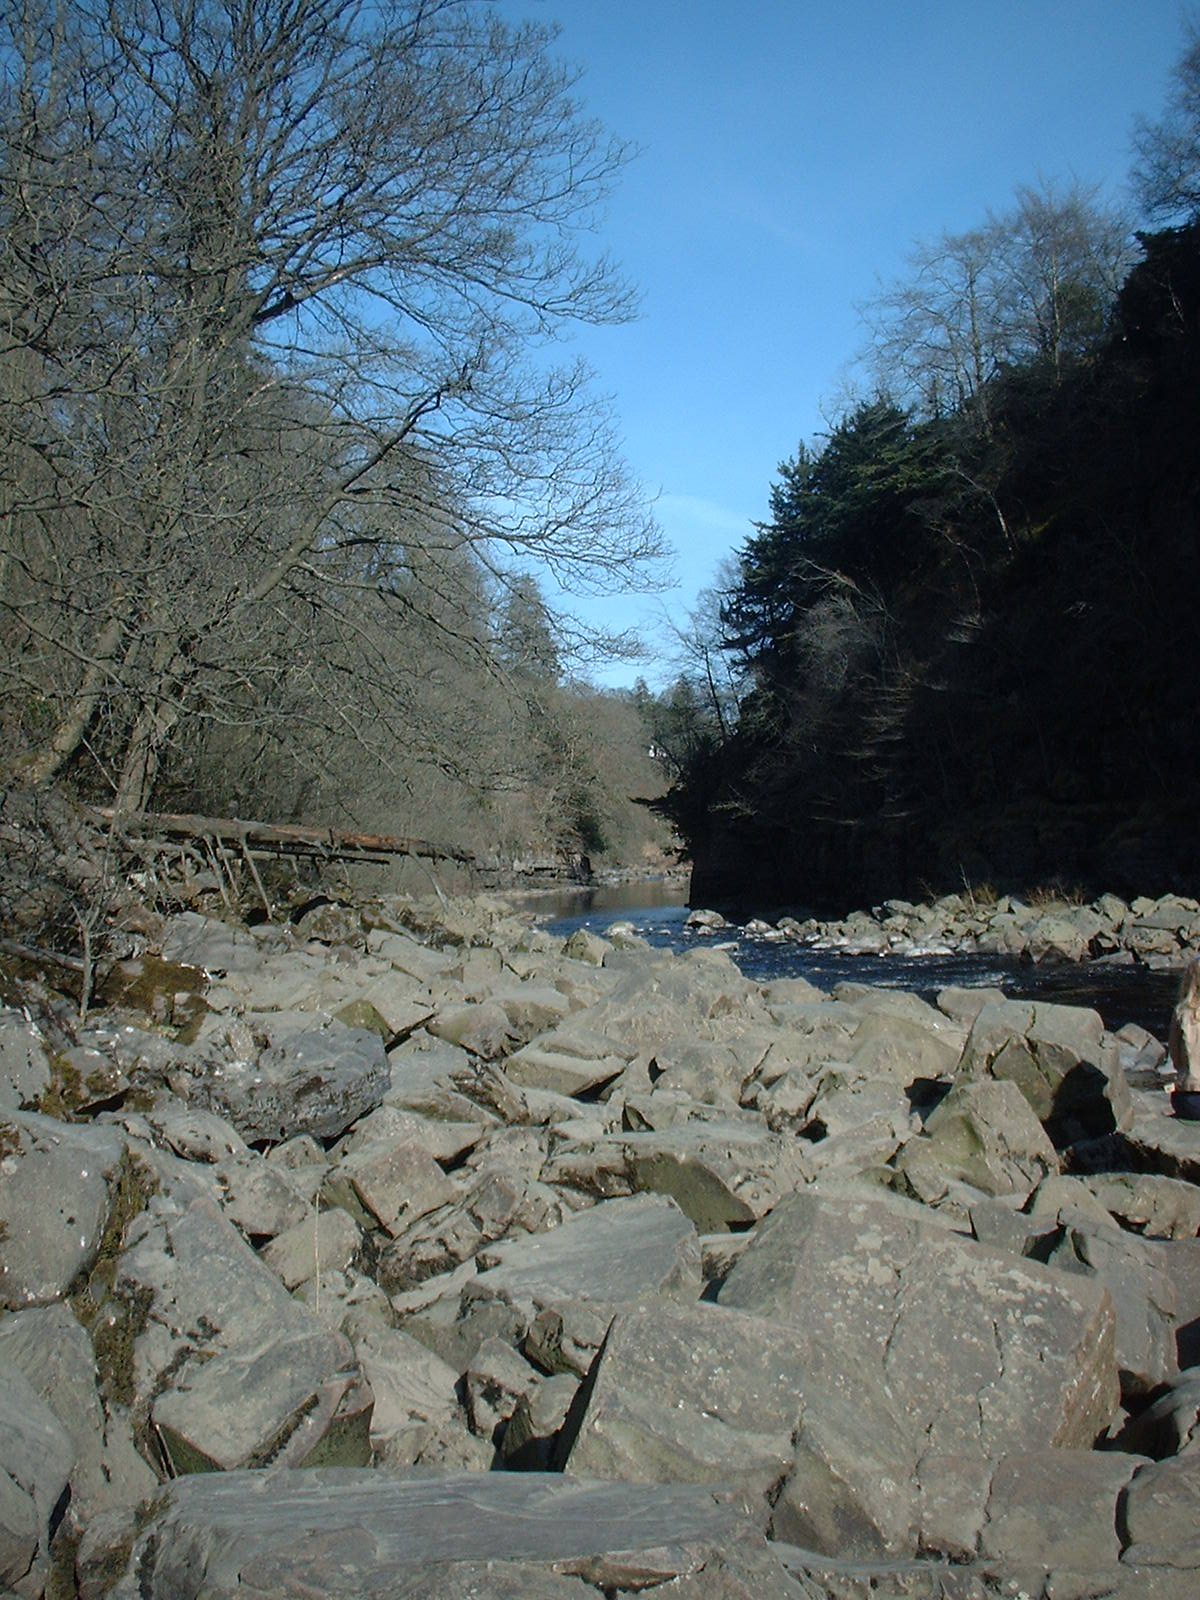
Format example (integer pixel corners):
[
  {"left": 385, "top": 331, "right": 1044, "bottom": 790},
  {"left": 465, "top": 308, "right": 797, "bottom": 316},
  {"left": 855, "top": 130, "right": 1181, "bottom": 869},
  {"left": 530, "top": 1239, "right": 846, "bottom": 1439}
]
[{"left": 2, "top": 891, "right": 1200, "bottom": 1597}]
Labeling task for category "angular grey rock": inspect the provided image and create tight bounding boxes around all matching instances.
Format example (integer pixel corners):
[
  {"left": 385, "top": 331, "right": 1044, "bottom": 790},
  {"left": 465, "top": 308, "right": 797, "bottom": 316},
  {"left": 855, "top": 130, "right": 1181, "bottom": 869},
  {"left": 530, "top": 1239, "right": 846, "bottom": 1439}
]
[
  {"left": 0, "top": 1111, "right": 126, "bottom": 1310},
  {"left": 377, "top": 1166, "right": 569, "bottom": 1295},
  {"left": 977, "top": 1449, "right": 1146, "bottom": 1569},
  {"left": 560, "top": 1299, "right": 807, "bottom": 1517},
  {"left": 504, "top": 1041, "right": 626, "bottom": 1098},
  {"left": 546, "top": 1121, "right": 812, "bottom": 1231},
  {"left": 0, "top": 1360, "right": 74, "bottom": 1599},
  {"left": 1037, "top": 1215, "right": 1179, "bottom": 1400},
  {"left": 428, "top": 999, "right": 515, "bottom": 1059},
  {"left": 92, "top": 1468, "right": 756, "bottom": 1599},
  {"left": 959, "top": 998, "right": 1133, "bottom": 1143},
  {"left": 463, "top": 1335, "right": 542, "bottom": 1441},
  {"left": 472, "top": 1192, "right": 701, "bottom": 1313},
  {"left": 1110, "top": 1370, "right": 1200, "bottom": 1458},
  {"left": 718, "top": 1188, "right": 1120, "bottom": 1553},
  {"left": 500, "top": 1370, "right": 579, "bottom": 1468},
  {"left": 0, "top": 1303, "right": 157, "bottom": 1523},
  {"left": 0, "top": 1011, "right": 51, "bottom": 1110},
  {"left": 161, "top": 910, "right": 264, "bottom": 973},
  {"left": 349, "top": 1323, "right": 461, "bottom": 1464},
  {"left": 1121, "top": 1452, "right": 1200, "bottom": 1571},
  {"left": 143, "top": 1102, "right": 250, "bottom": 1163},
  {"left": 1080, "top": 1172, "right": 1200, "bottom": 1240},
  {"left": 117, "top": 1190, "right": 372, "bottom": 1472},
  {"left": 322, "top": 1135, "right": 456, "bottom": 1236},
  {"left": 203, "top": 1150, "right": 312, "bottom": 1239},
  {"left": 185, "top": 1014, "right": 389, "bottom": 1141},
  {"left": 260, "top": 1204, "right": 361, "bottom": 1289},
  {"left": 894, "top": 1077, "right": 1059, "bottom": 1198}
]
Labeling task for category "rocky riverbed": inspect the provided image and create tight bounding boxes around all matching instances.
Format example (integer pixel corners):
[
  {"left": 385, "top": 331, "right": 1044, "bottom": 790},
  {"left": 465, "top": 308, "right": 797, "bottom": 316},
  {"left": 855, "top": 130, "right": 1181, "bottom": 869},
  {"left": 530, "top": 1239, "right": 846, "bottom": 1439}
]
[
  {"left": 688, "top": 887, "right": 1200, "bottom": 967},
  {"left": 3, "top": 890, "right": 1200, "bottom": 1598}
]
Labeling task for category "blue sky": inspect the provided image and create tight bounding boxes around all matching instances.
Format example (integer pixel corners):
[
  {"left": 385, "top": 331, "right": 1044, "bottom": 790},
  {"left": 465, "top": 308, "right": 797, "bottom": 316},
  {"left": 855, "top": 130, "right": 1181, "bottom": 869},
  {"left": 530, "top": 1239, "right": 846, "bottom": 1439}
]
[{"left": 500, "top": 1, "right": 1193, "bottom": 687}]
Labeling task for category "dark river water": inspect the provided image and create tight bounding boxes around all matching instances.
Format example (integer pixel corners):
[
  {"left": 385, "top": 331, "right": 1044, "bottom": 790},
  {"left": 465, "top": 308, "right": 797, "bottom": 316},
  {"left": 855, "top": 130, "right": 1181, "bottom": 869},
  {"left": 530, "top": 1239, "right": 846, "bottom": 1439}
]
[{"left": 536, "top": 884, "right": 1180, "bottom": 1041}]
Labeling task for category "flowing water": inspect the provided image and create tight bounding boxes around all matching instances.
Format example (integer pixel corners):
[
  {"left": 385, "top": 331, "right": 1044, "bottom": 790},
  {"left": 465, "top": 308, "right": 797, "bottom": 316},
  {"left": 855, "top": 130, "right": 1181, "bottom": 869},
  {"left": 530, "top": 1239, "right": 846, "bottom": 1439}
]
[{"left": 537, "top": 884, "right": 1180, "bottom": 1041}]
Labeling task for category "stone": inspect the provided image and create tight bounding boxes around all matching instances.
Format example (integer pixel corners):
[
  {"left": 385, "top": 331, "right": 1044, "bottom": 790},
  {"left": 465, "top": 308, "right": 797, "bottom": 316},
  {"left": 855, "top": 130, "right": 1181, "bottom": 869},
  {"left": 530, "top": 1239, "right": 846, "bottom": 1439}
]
[
  {"left": 0, "top": 1361, "right": 74, "bottom": 1599},
  {"left": 546, "top": 1122, "right": 811, "bottom": 1232},
  {"left": 183, "top": 1014, "right": 389, "bottom": 1141},
  {"left": 1036, "top": 1216, "right": 1179, "bottom": 1400},
  {"left": 1085, "top": 1172, "right": 1200, "bottom": 1240},
  {"left": 260, "top": 1204, "right": 361, "bottom": 1289},
  {"left": 500, "top": 1371, "right": 579, "bottom": 1468},
  {"left": 90, "top": 1469, "right": 757, "bottom": 1599},
  {"left": 504, "top": 1043, "right": 625, "bottom": 1098},
  {"left": 427, "top": 999, "right": 514, "bottom": 1059},
  {"left": 204, "top": 1151, "right": 313, "bottom": 1240},
  {"left": 377, "top": 1167, "right": 569, "bottom": 1295},
  {"left": 1110, "top": 1370, "right": 1200, "bottom": 1458},
  {"left": 0, "top": 1011, "right": 51, "bottom": 1110},
  {"left": 143, "top": 1102, "right": 250, "bottom": 1163},
  {"left": 116, "top": 1189, "right": 372, "bottom": 1473},
  {"left": 978, "top": 1449, "right": 1146, "bottom": 1569},
  {"left": 322, "top": 1136, "right": 457, "bottom": 1236},
  {"left": 559, "top": 1299, "right": 807, "bottom": 1518},
  {"left": 645, "top": 1036, "right": 768, "bottom": 1107},
  {"left": 894, "top": 1078, "right": 1059, "bottom": 1198},
  {"left": 959, "top": 999, "right": 1133, "bottom": 1144},
  {"left": 1121, "top": 1452, "right": 1200, "bottom": 1571},
  {"left": 161, "top": 910, "right": 264, "bottom": 973},
  {"left": 348, "top": 1322, "right": 462, "bottom": 1464},
  {"left": 463, "top": 1335, "right": 543, "bottom": 1441},
  {"left": 0, "top": 1303, "right": 157, "bottom": 1523},
  {"left": 718, "top": 1188, "right": 1120, "bottom": 1554},
  {"left": 471, "top": 1192, "right": 701, "bottom": 1316},
  {"left": 0, "top": 1112, "right": 127, "bottom": 1310}
]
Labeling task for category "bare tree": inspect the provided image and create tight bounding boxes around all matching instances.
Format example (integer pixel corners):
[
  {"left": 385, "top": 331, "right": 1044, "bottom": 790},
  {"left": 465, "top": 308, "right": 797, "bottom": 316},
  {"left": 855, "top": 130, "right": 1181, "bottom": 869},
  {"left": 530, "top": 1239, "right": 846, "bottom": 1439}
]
[
  {"left": 1132, "top": 17, "right": 1200, "bottom": 223},
  {"left": 1, "top": 0, "right": 663, "bottom": 816},
  {"left": 861, "top": 180, "right": 1133, "bottom": 427}
]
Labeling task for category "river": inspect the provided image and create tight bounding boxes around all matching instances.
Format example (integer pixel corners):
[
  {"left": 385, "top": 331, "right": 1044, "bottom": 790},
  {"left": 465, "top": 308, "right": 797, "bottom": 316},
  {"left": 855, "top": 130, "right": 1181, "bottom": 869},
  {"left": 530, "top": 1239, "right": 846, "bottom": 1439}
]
[{"left": 536, "top": 884, "right": 1180, "bottom": 1041}]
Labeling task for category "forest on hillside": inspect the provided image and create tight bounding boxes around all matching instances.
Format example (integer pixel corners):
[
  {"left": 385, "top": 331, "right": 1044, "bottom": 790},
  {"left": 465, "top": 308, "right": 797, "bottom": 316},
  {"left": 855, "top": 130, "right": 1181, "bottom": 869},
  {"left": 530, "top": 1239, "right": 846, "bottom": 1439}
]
[
  {"left": 656, "top": 28, "right": 1200, "bottom": 912},
  {"left": 0, "top": 0, "right": 678, "bottom": 904}
]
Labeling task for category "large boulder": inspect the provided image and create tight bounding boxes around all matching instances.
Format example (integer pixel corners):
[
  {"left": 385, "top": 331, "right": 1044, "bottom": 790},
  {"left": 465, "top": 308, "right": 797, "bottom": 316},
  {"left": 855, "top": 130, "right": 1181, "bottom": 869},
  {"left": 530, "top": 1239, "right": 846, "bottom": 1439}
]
[
  {"left": 0, "top": 1112, "right": 128, "bottom": 1310},
  {"left": 717, "top": 1188, "right": 1120, "bottom": 1554},
  {"left": 958, "top": 999, "right": 1133, "bottom": 1144},
  {"left": 180, "top": 1013, "right": 390, "bottom": 1141},
  {"left": 0, "top": 1361, "right": 74, "bottom": 1598},
  {"left": 893, "top": 1077, "right": 1059, "bottom": 1198},
  {"left": 115, "top": 1187, "right": 373, "bottom": 1473}
]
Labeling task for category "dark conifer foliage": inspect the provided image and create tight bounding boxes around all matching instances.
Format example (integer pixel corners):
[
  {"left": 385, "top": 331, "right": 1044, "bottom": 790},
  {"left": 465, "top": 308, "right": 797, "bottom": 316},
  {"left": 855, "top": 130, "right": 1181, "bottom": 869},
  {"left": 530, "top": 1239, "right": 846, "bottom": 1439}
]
[{"left": 661, "top": 220, "right": 1200, "bottom": 910}]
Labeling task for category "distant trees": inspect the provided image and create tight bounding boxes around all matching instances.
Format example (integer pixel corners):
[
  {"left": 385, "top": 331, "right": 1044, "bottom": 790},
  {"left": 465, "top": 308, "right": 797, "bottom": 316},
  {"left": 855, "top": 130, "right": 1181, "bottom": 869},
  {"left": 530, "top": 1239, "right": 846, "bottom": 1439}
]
[
  {"left": 1133, "top": 19, "right": 1200, "bottom": 222},
  {"left": 1, "top": 0, "right": 662, "bottom": 821},
  {"left": 862, "top": 181, "right": 1134, "bottom": 429}
]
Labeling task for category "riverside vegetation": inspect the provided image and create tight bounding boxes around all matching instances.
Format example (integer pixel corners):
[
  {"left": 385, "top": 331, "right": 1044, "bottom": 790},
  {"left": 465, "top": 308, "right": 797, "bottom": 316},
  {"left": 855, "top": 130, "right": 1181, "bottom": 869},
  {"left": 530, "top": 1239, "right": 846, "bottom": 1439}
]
[{"left": 4, "top": 885, "right": 1200, "bottom": 1597}]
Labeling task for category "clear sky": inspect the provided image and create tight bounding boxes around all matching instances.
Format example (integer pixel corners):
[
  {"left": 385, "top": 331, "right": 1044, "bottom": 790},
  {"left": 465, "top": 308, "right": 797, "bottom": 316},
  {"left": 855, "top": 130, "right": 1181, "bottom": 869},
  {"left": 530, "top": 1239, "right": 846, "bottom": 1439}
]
[{"left": 500, "top": 0, "right": 1193, "bottom": 687}]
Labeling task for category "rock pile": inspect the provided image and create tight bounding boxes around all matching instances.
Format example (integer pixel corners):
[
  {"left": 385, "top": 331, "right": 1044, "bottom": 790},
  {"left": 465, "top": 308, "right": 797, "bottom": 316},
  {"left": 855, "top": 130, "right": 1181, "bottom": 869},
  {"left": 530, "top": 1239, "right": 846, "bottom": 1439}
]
[
  {"left": 2, "top": 891, "right": 1200, "bottom": 1598},
  {"left": 691, "top": 889, "right": 1200, "bottom": 966}
]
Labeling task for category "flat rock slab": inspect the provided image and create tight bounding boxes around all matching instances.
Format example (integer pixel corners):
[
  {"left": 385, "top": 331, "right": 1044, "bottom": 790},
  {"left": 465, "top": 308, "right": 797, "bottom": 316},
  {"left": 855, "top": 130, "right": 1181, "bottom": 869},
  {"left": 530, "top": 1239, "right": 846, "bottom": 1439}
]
[
  {"left": 161, "top": 911, "right": 264, "bottom": 973},
  {"left": 472, "top": 1192, "right": 701, "bottom": 1310},
  {"left": 0, "top": 1112, "right": 126, "bottom": 1310},
  {"left": 93, "top": 1469, "right": 756, "bottom": 1598},
  {"left": 1121, "top": 1452, "right": 1200, "bottom": 1571}
]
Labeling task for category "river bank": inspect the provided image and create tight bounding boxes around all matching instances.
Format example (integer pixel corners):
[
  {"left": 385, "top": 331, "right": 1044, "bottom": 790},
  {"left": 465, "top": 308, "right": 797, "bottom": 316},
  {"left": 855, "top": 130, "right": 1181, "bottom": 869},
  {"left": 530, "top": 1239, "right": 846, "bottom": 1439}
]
[{"left": 2, "top": 887, "right": 1200, "bottom": 1596}]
